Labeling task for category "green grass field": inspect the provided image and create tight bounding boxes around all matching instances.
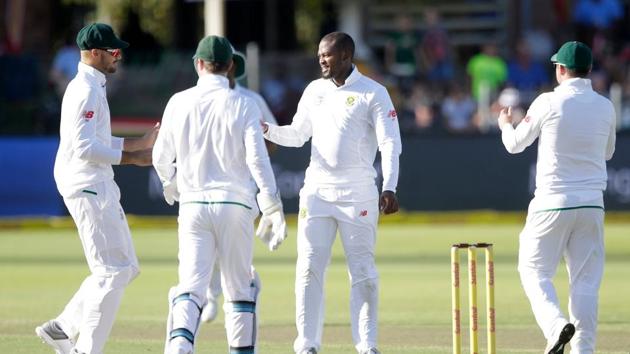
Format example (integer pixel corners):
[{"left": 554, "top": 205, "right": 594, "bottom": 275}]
[{"left": 1, "top": 221, "right": 629, "bottom": 353}]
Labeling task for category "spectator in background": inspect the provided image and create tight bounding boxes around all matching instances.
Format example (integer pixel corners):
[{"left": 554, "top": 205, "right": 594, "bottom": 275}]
[
  {"left": 441, "top": 83, "right": 477, "bottom": 134},
  {"left": 50, "top": 33, "right": 81, "bottom": 98},
  {"left": 476, "top": 87, "right": 525, "bottom": 132},
  {"left": 399, "top": 81, "right": 436, "bottom": 135},
  {"left": 419, "top": 8, "right": 454, "bottom": 85},
  {"left": 384, "top": 14, "right": 421, "bottom": 93},
  {"left": 507, "top": 39, "right": 550, "bottom": 105},
  {"left": 466, "top": 43, "right": 507, "bottom": 102}
]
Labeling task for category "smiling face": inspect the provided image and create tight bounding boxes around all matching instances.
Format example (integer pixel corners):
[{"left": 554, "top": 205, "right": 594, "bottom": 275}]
[{"left": 317, "top": 38, "right": 352, "bottom": 83}]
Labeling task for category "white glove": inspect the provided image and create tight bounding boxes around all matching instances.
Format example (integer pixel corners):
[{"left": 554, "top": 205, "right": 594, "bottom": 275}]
[
  {"left": 255, "top": 192, "right": 287, "bottom": 251},
  {"left": 162, "top": 179, "right": 179, "bottom": 206}
]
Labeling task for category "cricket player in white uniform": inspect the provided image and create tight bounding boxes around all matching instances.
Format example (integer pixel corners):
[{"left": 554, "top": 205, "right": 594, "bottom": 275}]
[
  {"left": 152, "top": 35, "right": 286, "bottom": 354},
  {"left": 200, "top": 49, "right": 280, "bottom": 324},
  {"left": 36, "top": 23, "right": 158, "bottom": 354},
  {"left": 262, "top": 32, "right": 402, "bottom": 354},
  {"left": 499, "top": 41, "right": 616, "bottom": 354}
]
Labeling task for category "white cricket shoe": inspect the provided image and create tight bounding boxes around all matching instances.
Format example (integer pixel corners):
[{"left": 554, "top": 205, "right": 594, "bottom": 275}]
[
  {"left": 35, "top": 320, "right": 74, "bottom": 354},
  {"left": 200, "top": 296, "right": 218, "bottom": 323},
  {"left": 298, "top": 348, "right": 317, "bottom": 354}
]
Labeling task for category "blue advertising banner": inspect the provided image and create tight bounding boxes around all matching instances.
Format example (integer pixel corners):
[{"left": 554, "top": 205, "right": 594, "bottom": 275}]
[
  {"left": 0, "top": 138, "right": 64, "bottom": 216},
  {"left": 2, "top": 134, "right": 628, "bottom": 216}
]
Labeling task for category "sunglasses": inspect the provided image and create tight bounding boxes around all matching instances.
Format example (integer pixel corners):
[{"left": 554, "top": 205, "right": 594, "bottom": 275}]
[{"left": 101, "top": 48, "right": 122, "bottom": 58}]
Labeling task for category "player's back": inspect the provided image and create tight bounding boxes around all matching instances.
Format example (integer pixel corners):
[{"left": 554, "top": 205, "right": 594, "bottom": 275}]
[
  {"left": 166, "top": 75, "right": 262, "bottom": 198},
  {"left": 535, "top": 78, "right": 615, "bottom": 198}
]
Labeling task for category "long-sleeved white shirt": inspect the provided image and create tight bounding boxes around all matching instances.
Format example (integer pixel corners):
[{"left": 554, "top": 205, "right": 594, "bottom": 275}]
[
  {"left": 264, "top": 67, "right": 402, "bottom": 193},
  {"left": 153, "top": 74, "right": 277, "bottom": 205},
  {"left": 54, "top": 62, "right": 124, "bottom": 198},
  {"left": 501, "top": 78, "right": 616, "bottom": 210},
  {"left": 235, "top": 84, "right": 278, "bottom": 125}
]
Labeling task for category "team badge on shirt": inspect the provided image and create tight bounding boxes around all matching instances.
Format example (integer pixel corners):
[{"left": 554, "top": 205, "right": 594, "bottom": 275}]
[
  {"left": 299, "top": 207, "right": 308, "bottom": 219},
  {"left": 346, "top": 95, "right": 357, "bottom": 106},
  {"left": 359, "top": 210, "right": 368, "bottom": 217},
  {"left": 524, "top": 116, "right": 531, "bottom": 123},
  {"left": 82, "top": 111, "right": 95, "bottom": 120}
]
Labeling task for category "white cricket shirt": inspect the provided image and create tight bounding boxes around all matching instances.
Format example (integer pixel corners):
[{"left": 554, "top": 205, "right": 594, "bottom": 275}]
[
  {"left": 501, "top": 78, "right": 616, "bottom": 210},
  {"left": 235, "top": 84, "right": 278, "bottom": 125},
  {"left": 264, "top": 67, "right": 402, "bottom": 193},
  {"left": 153, "top": 74, "right": 277, "bottom": 205},
  {"left": 54, "top": 62, "right": 124, "bottom": 198}
]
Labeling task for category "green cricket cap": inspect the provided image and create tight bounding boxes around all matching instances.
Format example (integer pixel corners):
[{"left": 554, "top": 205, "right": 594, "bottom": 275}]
[
  {"left": 76, "top": 23, "right": 129, "bottom": 50},
  {"left": 550, "top": 41, "right": 592, "bottom": 71},
  {"left": 193, "top": 35, "right": 233, "bottom": 64},
  {"left": 233, "top": 50, "right": 246, "bottom": 79}
]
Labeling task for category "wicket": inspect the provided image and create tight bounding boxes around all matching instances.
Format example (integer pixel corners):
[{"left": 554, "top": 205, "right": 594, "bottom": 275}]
[{"left": 451, "top": 243, "right": 495, "bottom": 354}]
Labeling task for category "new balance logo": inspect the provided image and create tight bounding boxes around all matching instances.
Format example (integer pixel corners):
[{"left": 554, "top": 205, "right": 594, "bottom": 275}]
[{"left": 387, "top": 109, "right": 397, "bottom": 119}]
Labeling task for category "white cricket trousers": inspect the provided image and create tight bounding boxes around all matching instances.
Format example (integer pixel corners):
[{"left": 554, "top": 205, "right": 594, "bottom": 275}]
[
  {"left": 56, "top": 180, "right": 139, "bottom": 354},
  {"left": 168, "top": 199, "right": 259, "bottom": 352},
  {"left": 518, "top": 207, "right": 605, "bottom": 354},
  {"left": 293, "top": 187, "right": 379, "bottom": 353}
]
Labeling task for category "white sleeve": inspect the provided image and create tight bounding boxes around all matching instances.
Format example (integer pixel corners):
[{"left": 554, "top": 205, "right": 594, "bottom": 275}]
[
  {"left": 606, "top": 103, "right": 616, "bottom": 161},
  {"left": 264, "top": 86, "right": 313, "bottom": 147},
  {"left": 111, "top": 136, "right": 124, "bottom": 150},
  {"left": 252, "top": 91, "right": 278, "bottom": 125},
  {"left": 243, "top": 99, "right": 278, "bottom": 196},
  {"left": 71, "top": 90, "right": 122, "bottom": 164},
  {"left": 370, "top": 86, "right": 402, "bottom": 193},
  {"left": 152, "top": 96, "right": 177, "bottom": 187},
  {"left": 501, "top": 94, "right": 548, "bottom": 154}
]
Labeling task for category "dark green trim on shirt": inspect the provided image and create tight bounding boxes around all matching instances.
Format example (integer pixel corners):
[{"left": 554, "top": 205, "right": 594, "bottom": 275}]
[
  {"left": 181, "top": 201, "right": 252, "bottom": 210},
  {"left": 82, "top": 189, "right": 97, "bottom": 195},
  {"left": 533, "top": 205, "right": 604, "bottom": 213}
]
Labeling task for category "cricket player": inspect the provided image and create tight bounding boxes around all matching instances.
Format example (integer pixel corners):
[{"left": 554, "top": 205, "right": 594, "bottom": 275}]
[
  {"left": 152, "top": 35, "right": 286, "bottom": 354},
  {"left": 262, "top": 32, "right": 402, "bottom": 354},
  {"left": 200, "top": 48, "right": 280, "bottom": 324},
  {"left": 35, "top": 23, "right": 158, "bottom": 354},
  {"left": 498, "top": 41, "right": 616, "bottom": 354}
]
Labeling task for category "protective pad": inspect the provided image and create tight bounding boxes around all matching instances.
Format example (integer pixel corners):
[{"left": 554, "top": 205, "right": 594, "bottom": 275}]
[
  {"left": 225, "top": 300, "right": 257, "bottom": 351},
  {"left": 165, "top": 289, "right": 204, "bottom": 353}
]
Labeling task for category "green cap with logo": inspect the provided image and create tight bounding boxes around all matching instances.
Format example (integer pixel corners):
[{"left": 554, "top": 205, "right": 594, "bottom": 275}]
[
  {"left": 193, "top": 35, "right": 233, "bottom": 64},
  {"left": 76, "top": 23, "right": 129, "bottom": 50},
  {"left": 550, "top": 41, "right": 592, "bottom": 71}
]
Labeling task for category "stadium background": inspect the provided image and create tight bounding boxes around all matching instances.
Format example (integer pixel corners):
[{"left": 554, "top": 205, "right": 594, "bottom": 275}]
[
  {"left": 1, "top": 2, "right": 630, "bottom": 354},
  {"left": 1, "top": 0, "right": 630, "bottom": 217}
]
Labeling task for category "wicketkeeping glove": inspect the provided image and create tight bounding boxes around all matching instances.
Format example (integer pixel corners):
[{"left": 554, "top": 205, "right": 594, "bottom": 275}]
[
  {"left": 255, "top": 192, "right": 287, "bottom": 251},
  {"left": 162, "top": 179, "right": 179, "bottom": 206}
]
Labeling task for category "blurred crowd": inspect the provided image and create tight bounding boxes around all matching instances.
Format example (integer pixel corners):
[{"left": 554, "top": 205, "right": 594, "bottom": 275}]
[
  {"left": 2, "top": 0, "right": 630, "bottom": 136},
  {"left": 370, "top": 1, "right": 630, "bottom": 136}
]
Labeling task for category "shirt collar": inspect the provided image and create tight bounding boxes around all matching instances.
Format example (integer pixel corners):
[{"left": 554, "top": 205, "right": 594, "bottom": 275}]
[
  {"left": 555, "top": 78, "right": 592, "bottom": 92},
  {"left": 330, "top": 65, "right": 361, "bottom": 88},
  {"left": 197, "top": 73, "right": 230, "bottom": 88},
  {"left": 77, "top": 62, "right": 107, "bottom": 88}
]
